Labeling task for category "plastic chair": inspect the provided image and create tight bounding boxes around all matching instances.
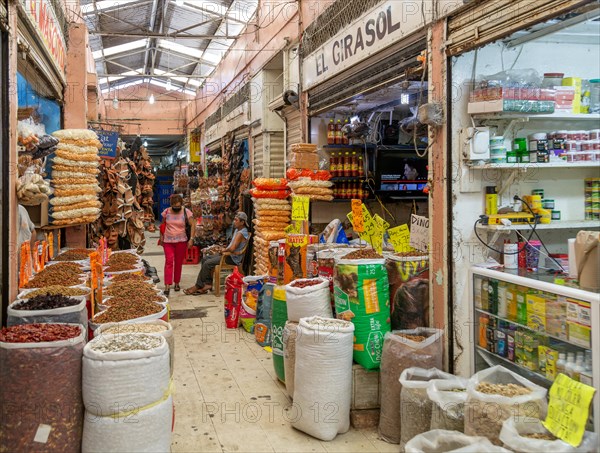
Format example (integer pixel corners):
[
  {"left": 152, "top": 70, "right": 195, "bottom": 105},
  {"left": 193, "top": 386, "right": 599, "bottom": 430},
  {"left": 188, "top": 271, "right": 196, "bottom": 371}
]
[{"left": 212, "top": 234, "right": 251, "bottom": 297}]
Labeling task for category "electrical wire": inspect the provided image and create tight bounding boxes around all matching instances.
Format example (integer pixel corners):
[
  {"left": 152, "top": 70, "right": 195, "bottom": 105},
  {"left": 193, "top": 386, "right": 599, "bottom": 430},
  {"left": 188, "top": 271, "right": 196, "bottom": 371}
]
[
  {"left": 515, "top": 229, "right": 567, "bottom": 273},
  {"left": 473, "top": 196, "right": 540, "bottom": 256}
]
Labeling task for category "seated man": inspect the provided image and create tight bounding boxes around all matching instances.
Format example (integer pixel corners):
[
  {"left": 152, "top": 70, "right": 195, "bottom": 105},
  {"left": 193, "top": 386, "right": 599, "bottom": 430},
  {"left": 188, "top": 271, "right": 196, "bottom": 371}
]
[{"left": 184, "top": 212, "right": 249, "bottom": 295}]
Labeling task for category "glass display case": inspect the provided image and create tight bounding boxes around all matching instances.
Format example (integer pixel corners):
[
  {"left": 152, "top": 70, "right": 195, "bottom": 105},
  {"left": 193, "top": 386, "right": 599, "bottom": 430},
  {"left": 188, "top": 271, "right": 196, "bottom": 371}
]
[{"left": 469, "top": 266, "right": 599, "bottom": 432}]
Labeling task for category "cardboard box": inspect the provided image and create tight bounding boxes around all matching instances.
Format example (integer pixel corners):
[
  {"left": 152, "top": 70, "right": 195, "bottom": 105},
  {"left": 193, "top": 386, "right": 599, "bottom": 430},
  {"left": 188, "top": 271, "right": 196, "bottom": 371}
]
[
  {"left": 25, "top": 200, "right": 49, "bottom": 227},
  {"left": 290, "top": 152, "right": 319, "bottom": 170},
  {"left": 545, "top": 296, "right": 567, "bottom": 340},
  {"left": 526, "top": 293, "right": 546, "bottom": 332},
  {"left": 568, "top": 322, "right": 591, "bottom": 348}
]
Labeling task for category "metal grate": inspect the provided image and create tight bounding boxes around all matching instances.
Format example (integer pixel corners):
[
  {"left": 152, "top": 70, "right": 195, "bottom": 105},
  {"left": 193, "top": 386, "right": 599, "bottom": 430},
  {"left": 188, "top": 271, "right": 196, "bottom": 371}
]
[
  {"left": 206, "top": 108, "right": 222, "bottom": 130},
  {"left": 222, "top": 83, "right": 250, "bottom": 118},
  {"left": 301, "top": 0, "right": 384, "bottom": 57}
]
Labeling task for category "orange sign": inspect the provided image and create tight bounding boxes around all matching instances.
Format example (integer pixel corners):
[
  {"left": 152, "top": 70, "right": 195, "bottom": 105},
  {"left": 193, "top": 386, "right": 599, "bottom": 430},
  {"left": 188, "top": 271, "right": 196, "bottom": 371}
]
[
  {"left": 25, "top": 0, "right": 66, "bottom": 74},
  {"left": 351, "top": 199, "right": 364, "bottom": 233}
]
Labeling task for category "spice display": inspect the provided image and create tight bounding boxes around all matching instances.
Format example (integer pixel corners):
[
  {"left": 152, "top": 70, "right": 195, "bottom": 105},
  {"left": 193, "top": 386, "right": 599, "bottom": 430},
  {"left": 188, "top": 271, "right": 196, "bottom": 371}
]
[
  {"left": 290, "top": 279, "right": 323, "bottom": 288},
  {"left": 108, "top": 272, "right": 148, "bottom": 283},
  {"left": 54, "top": 248, "right": 92, "bottom": 261},
  {"left": 475, "top": 382, "right": 532, "bottom": 396},
  {"left": 90, "top": 333, "right": 162, "bottom": 353},
  {"left": 104, "top": 281, "right": 158, "bottom": 298},
  {"left": 20, "top": 285, "right": 88, "bottom": 298},
  {"left": 103, "top": 292, "right": 165, "bottom": 306},
  {"left": 101, "top": 323, "right": 168, "bottom": 334},
  {"left": 93, "top": 301, "right": 163, "bottom": 324},
  {"left": 0, "top": 322, "right": 84, "bottom": 452},
  {"left": 45, "top": 262, "right": 84, "bottom": 273},
  {"left": 105, "top": 262, "right": 140, "bottom": 272},
  {"left": 23, "top": 271, "right": 83, "bottom": 288},
  {"left": 0, "top": 323, "right": 81, "bottom": 342},
  {"left": 13, "top": 294, "right": 81, "bottom": 310},
  {"left": 107, "top": 252, "right": 140, "bottom": 266},
  {"left": 343, "top": 249, "right": 383, "bottom": 260}
]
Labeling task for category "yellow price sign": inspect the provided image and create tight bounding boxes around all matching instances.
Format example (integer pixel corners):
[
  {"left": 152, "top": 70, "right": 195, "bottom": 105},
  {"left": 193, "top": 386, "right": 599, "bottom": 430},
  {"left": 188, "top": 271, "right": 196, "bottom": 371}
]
[
  {"left": 543, "top": 373, "right": 596, "bottom": 447},
  {"left": 291, "top": 195, "right": 310, "bottom": 221},
  {"left": 348, "top": 207, "right": 383, "bottom": 254},
  {"left": 351, "top": 199, "right": 364, "bottom": 232},
  {"left": 373, "top": 214, "right": 390, "bottom": 232},
  {"left": 285, "top": 221, "right": 303, "bottom": 235},
  {"left": 387, "top": 224, "right": 415, "bottom": 253}
]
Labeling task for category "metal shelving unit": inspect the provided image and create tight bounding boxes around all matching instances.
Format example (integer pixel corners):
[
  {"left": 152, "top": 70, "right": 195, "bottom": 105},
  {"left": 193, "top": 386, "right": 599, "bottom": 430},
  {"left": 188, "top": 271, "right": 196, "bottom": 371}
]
[{"left": 469, "top": 266, "right": 600, "bottom": 433}]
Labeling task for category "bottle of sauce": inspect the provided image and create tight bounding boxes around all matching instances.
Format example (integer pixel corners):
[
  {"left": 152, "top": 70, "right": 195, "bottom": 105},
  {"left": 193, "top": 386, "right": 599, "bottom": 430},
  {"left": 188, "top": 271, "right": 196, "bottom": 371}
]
[
  {"left": 357, "top": 184, "right": 363, "bottom": 201},
  {"left": 335, "top": 120, "right": 343, "bottom": 145},
  {"left": 358, "top": 154, "right": 365, "bottom": 177},
  {"left": 343, "top": 119, "right": 350, "bottom": 145},
  {"left": 329, "top": 151, "right": 337, "bottom": 176},
  {"left": 343, "top": 152, "right": 350, "bottom": 177},
  {"left": 351, "top": 151, "right": 358, "bottom": 177},
  {"left": 327, "top": 119, "right": 335, "bottom": 145},
  {"left": 351, "top": 182, "right": 359, "bottom": 199},
  {"left": 332, "top": 183, "right": 338, "bottom": 199}
]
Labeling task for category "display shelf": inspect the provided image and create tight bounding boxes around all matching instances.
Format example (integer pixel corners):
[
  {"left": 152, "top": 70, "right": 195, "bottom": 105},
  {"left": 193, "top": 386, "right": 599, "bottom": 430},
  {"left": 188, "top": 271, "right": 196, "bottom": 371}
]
[
  {"left": 472, "top": 112, "right": 600, "bottom": 121},
  {"left": 41, "top": 222, "right": 89, "bottom": 230},
  {"left": 469, "top": 161, "right": 600, "bottom": 170},
  {"left": 475, "top": 308, "right": 587, "bottom": 350},
  {"left": 476, "top": 219, "right": 599, "bottom": 232},
  {"left": 330, "top": 176, "right": 368, "bottom": 182},
  {"left": 475, "top": 346, "right": 553, "bottom": 387}
]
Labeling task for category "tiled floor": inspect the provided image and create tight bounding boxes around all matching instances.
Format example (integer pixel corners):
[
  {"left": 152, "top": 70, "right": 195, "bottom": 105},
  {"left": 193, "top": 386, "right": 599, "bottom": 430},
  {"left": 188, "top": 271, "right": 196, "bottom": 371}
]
[{"left": 142, "top": 234, "right": 397, "bottom": 453}]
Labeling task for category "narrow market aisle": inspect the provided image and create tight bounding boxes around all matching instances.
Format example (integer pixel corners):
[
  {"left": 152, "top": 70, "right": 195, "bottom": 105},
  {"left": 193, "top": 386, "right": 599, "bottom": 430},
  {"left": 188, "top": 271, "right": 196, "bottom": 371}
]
[{"left": 141, "top": 234, "right": 396, "bottom": 453}]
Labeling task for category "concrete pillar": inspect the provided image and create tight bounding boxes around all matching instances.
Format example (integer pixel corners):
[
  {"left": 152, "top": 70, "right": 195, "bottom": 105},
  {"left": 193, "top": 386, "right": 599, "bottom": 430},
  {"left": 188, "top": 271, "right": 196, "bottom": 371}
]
[
  {"left": 63, "top": 22, "right": 88, "bottom": 129},
  {"left": 428, "top": 20, "right": 450, "bottom": 369}
]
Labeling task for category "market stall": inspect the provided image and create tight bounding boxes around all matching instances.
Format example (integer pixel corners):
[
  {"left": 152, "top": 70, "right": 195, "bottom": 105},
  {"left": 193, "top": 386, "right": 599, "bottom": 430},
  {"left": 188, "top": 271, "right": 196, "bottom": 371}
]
[{"left": 3, "top": 242, "right": 175, "bottom": 452}]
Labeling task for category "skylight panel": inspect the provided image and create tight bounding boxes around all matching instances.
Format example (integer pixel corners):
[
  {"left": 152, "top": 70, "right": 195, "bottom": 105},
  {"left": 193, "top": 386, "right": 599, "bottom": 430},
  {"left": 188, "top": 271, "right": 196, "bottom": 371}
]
[
  {"left": 93, "top": 39, "right": 147, "bottom": 59},
  {"left": 159, "top": 40, "right": 204, "bottom": 59}
]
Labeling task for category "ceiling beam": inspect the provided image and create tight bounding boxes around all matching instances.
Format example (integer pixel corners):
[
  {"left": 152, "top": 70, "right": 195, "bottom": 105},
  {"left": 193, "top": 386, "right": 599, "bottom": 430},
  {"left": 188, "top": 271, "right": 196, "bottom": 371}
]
[
  {"left": 180, "top": 1, "right": 246, "bottom": 25},
  {"left": 142, "top": 0, "right": 160, "bottom": 75},
  {"left": 98, "top": 73, "right": 206, "bottom": 78},
  {"left": 82, "top": 0, "right": 153, "bottom": 16},
  {"left": 90, "top": 31, "right": 237, "bottom": 39}
]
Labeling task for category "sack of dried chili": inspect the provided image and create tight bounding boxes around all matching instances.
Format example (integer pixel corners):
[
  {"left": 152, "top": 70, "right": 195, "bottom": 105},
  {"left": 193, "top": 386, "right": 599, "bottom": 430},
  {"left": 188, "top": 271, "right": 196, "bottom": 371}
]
[
  {"left": 7, "top": 296, "right": 88, "bottom": 327},
  {"left": 0, "top": 323, "right": 86, "bottom": 453}
]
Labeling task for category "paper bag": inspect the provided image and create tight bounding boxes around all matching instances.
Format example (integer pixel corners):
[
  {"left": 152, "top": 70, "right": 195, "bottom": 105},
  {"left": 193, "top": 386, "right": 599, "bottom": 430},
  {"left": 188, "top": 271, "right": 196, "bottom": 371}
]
[{"left": 575, "top": 231, "right": 599, "bottom": 291}]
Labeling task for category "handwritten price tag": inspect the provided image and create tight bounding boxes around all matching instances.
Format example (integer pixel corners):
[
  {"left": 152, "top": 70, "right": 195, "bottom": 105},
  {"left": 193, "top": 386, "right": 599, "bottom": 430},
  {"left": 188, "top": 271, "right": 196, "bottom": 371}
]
[
  {"left": 387, "top": 224, "right": 415, "bottom": 253},
  {"left": 351, "top": 199, "right": 364, "bottom": 233},
  {"left": 543, "top": 373, "right": 596, "bottom": 447},
  {"left": 292, "top": 196, "right": 310, "bottom": 221},
  {"left": 347, "top": 206, "right": 383, "bottom": 254},
  {"left": 409, "top": 214, "right": 429, "bottom": 252},
  {"left": 285, "top": 221, "right": 302, "bottom": 235}
]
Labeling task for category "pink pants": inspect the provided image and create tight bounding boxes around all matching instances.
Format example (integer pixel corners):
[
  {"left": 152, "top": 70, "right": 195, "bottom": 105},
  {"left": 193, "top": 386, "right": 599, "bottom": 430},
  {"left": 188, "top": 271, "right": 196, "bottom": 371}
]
[{"left": 163, "top": 241, "right": 187, "bottom": 285}]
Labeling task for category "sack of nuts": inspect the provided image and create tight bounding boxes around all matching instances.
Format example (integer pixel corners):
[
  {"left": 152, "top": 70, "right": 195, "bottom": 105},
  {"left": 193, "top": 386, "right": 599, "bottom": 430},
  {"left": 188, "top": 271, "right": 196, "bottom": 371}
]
[{"left": 465, "top": 365, "right": 547, "bottom": 446}]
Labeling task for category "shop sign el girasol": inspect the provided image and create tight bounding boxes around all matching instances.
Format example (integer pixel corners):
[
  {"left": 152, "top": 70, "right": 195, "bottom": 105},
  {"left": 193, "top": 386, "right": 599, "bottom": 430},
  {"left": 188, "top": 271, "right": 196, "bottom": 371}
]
[
  {"left": 303, "top": 1, "right": 442, "bottom": 90},
  {"left": 23, "top": 0, "right": 66, "bottom": 76}
]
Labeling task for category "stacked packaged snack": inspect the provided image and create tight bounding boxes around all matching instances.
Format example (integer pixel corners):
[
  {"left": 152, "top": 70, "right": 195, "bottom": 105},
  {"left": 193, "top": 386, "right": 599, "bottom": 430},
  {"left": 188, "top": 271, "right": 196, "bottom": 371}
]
[
  {"left": 49, "top": 130, "right": 102, "bottom": 226},
  {"left": 286, "top": 143, "right": 332, "bottom": 201},
  {"left": 250, "top": 178, "right": 291, "bottom": 275}
]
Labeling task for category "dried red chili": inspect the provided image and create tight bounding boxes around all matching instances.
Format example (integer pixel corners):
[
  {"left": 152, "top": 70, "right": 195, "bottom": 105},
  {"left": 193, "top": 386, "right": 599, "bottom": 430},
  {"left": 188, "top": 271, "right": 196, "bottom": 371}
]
[{"left": 0, "top": 324, "right": 81, "bottom": 342}]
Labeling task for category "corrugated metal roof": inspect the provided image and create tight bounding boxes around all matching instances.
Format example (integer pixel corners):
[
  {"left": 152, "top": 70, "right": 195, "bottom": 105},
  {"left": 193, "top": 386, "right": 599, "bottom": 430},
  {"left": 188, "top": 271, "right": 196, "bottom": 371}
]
[{"left": 86, "top": 0, "right": 257, "bottom": 93}]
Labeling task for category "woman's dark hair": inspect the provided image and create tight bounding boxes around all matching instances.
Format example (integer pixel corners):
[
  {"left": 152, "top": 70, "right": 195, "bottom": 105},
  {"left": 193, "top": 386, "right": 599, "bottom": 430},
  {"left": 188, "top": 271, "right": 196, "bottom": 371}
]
[{"left": 170, "top": 194, "right": 183, "bottom": 204}]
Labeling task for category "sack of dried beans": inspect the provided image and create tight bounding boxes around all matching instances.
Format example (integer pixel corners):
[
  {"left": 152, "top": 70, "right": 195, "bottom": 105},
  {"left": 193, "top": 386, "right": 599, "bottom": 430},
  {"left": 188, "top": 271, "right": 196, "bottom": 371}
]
[
  {"left": 7, "top": 294, "right": 87, "bottom": 326},
  {"left": 378, "top": 328, "right": 444, "bottom": 444},
  {"left": 95, "top": 320, "right": 174, "bottom": 376},
  {"left": 405, "top": 430, "right": 509, "bottom": 453},
  {"left": 0, "top": 323, "right": 86, "bottom": 453},
  {"left": 82, "top": 334, "right": 172, "bottom": 452},
  {"left": 465, "top": 365, "right": 547, "bottom": 446},
  {"left": 399, "top": 367, "right": 456, "bottom": 450},
  {"left": 292, "top": 317, "right": 354, "bottom": 441},
  {"left": 284, "top": 277, "right": 332, "bottom": 322}
]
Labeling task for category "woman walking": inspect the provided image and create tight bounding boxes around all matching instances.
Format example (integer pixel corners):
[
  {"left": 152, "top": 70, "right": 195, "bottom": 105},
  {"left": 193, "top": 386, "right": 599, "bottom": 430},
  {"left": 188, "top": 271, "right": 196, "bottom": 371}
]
[
  {"left": 160, "top": 194, "right": 195, "bottom": 296},
  {"left": 184, "top": 212, "right": 249, "bottom": 295}
]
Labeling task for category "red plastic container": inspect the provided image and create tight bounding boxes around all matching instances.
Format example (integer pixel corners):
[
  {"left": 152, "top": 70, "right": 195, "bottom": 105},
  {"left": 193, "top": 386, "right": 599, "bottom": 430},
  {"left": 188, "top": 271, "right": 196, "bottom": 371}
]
[
  {"left": 224, "top": 267, "right": 244, "bottom": 329},
  {"left": 184, "top": 246, "right": 200, "bottom": 265}
]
